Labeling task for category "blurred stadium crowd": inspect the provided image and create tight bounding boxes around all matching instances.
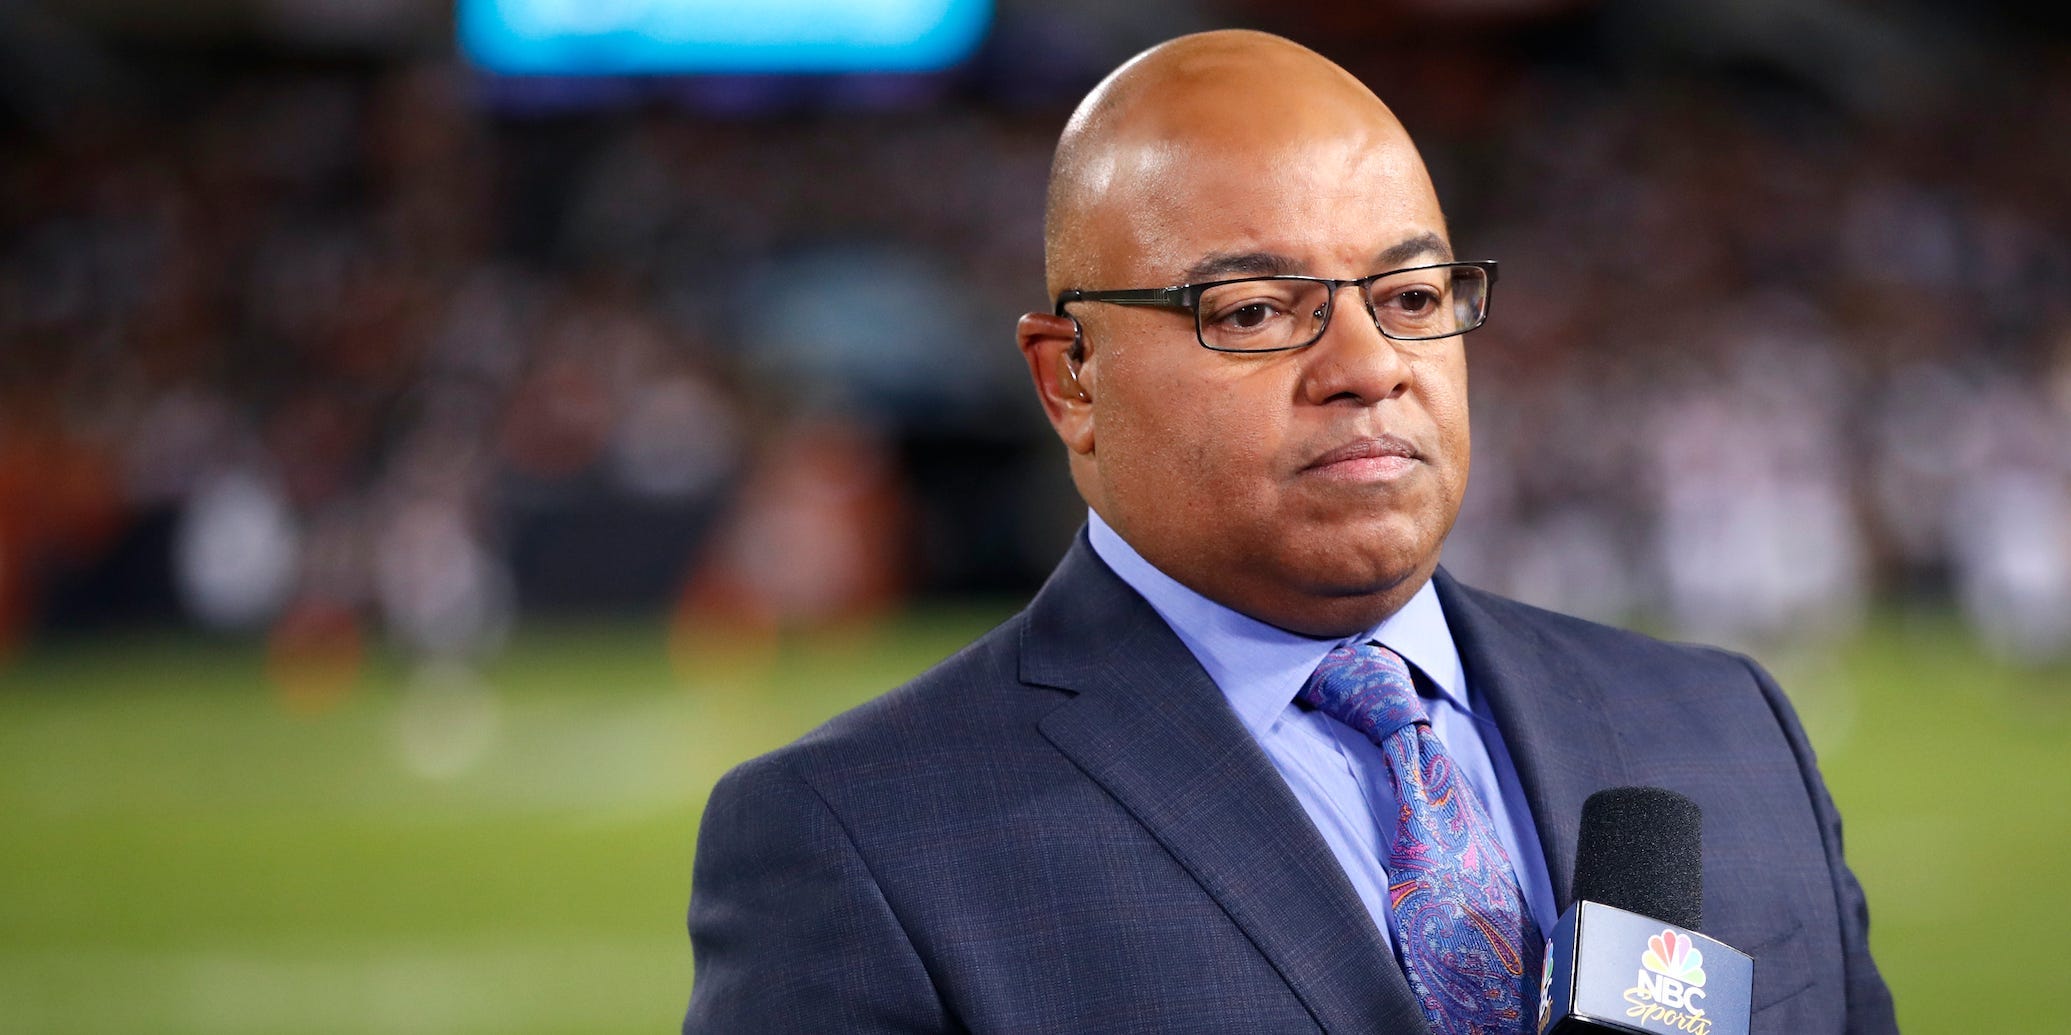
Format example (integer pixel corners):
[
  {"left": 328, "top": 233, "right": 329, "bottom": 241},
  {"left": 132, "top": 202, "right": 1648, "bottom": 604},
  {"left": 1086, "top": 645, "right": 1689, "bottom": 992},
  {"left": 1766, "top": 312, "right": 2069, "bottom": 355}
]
[{"left": 2, "top": 1, "right": 2068, "bottom": 668}]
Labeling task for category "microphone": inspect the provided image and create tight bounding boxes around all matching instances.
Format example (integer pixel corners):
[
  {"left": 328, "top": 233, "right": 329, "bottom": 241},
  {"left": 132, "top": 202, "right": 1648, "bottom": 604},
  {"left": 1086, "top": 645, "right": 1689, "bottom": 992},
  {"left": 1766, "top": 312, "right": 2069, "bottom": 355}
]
[
  {"left": 1573, "top": 786, "right": 1703, "bottom": 929},
  {"left": 1537, "top": 788, "right": 1753, "bottom": 1035}
]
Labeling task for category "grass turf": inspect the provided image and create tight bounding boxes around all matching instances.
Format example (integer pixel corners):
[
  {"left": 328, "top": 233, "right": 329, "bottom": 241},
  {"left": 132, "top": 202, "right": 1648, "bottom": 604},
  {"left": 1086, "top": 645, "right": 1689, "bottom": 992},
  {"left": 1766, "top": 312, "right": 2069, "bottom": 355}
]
[{"left": 0, "top": 606, "right": 2063, "bottom": 1033}]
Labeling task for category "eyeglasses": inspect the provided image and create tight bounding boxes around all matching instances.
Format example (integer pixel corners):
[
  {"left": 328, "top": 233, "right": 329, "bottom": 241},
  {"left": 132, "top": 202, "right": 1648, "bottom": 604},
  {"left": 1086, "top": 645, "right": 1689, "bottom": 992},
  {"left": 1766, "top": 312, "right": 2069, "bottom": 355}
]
[{"left": 1054, "top": 260, "right": 1497, "bottom": 354}]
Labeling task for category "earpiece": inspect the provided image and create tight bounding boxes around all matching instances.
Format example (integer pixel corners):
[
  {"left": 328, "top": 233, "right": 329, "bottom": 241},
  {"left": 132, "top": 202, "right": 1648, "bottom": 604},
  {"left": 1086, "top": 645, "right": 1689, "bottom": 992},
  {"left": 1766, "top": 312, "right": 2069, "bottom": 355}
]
[
  {"left": 1064, "top": 360, "right": 1090, "bottom": 401},
  {"left": 1062, "top": 318, "right": 1091, "bottom": 401}
]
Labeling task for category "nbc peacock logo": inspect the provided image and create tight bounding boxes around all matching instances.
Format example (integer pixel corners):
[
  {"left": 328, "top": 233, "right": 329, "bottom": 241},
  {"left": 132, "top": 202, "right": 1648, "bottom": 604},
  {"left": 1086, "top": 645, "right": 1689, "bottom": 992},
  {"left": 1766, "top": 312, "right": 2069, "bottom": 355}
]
[
  {"left": 1623, "top": 928, "right": 1712, "bottom": 1032},
  {"left": 1642, "top": 929, "right": 1706, "bottom": 988},
  {"left": 1538, "top": 941, "right": 1555, "bottom": 1030}
]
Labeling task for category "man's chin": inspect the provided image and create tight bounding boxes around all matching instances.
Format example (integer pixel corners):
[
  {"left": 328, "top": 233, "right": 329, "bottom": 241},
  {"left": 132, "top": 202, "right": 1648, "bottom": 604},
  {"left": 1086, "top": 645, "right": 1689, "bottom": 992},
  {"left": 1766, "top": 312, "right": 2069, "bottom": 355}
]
[
  {"left": 1241, "top": 556, "right": 1438, "bottom": 637},
  {"left": 1280, "top": 520, "right": 1438, "bottom": 584}
]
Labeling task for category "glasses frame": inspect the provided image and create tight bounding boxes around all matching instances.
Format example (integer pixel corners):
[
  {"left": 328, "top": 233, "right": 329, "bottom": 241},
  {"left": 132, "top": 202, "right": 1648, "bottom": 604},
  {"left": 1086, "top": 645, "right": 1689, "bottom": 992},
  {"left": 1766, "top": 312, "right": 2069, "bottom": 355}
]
[{"left": 1053, "top": 259, "right": 1498, "bottom": 354}]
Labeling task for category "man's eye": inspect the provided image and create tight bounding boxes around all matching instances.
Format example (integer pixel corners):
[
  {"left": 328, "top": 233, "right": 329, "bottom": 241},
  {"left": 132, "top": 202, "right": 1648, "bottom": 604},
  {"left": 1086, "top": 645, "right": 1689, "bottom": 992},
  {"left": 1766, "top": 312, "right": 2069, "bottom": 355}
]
[
  {"left": 1211, "top": 301, "right": 1287, "bottom": 330},
  {"left": 1226, "top": 303, "right": 1276, "bottom": 327},
  {"left": 1388, "top": 288, "right": 1438, "bottom": 314}
]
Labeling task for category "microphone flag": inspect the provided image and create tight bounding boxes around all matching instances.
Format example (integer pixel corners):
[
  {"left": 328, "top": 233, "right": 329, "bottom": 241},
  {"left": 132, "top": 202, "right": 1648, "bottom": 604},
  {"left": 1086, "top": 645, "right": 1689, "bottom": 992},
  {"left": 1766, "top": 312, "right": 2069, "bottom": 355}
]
[{"left": 1538, "top": 901, "right": 1753, "bottom": 1035}]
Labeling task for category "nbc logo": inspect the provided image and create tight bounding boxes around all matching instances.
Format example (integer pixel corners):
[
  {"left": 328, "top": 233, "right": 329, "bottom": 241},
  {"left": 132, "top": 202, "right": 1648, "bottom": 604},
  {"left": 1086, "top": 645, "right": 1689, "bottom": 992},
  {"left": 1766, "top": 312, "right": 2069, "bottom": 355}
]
[
  {"left": 1631, "top": 928, "right": 1708, "bottom": 1016},
  {"left": 1642, "top": 930, "right": 1707, "bottom": 987},
  {"left": 1538, "top": 944, "right": 1555, "bottom": 1030}
]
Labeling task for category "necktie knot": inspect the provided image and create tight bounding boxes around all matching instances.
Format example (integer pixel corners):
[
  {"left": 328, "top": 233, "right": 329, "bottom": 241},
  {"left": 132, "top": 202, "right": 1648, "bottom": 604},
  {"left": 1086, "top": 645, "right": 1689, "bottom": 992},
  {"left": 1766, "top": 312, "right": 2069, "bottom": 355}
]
[{"left": 1298, "top": 642, "right": 1429, "bottom": 745}]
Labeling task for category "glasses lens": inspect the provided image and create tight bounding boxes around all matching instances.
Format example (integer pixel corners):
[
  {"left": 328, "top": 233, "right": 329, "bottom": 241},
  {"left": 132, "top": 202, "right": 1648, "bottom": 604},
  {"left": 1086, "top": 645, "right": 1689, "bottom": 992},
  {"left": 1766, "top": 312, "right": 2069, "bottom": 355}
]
[
  {"left": 1368, "top": 264, "right": 1486, "bottom": 340},
  {"left": 1195, "top": 278, "right": 1330, "bottom": 352}
]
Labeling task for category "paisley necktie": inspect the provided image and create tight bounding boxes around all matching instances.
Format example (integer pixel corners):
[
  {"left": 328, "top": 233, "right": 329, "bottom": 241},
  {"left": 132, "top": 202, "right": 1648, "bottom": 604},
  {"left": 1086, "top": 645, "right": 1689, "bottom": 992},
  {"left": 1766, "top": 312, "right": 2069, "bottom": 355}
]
[{"left": 1298, "top": 642, "right": 1541, "bottom": 1035}]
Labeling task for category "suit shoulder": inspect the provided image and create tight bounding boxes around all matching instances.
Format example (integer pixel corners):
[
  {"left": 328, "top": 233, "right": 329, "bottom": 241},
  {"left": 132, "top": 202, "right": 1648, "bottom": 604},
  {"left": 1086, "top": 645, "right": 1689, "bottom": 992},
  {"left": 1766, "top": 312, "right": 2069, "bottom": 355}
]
[
  {"left": 1443, "top": 577, "right": 1760, "bottom": 684},
  {"left": 717, "top": 609, "right": 1054, "bottom": 789}
]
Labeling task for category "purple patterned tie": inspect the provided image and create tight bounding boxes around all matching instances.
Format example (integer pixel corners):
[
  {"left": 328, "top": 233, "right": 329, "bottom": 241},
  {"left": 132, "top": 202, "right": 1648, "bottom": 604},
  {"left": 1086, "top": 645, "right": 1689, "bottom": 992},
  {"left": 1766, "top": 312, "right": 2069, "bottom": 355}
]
[{"left": 1299, "top": 642, "right": 1541, "bottom": 1035}]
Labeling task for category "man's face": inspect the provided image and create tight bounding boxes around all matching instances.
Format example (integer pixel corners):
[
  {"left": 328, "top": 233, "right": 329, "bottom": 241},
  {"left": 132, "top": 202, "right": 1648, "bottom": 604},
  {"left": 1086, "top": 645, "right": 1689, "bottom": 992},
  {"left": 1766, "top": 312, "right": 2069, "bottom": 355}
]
[{"left": 1071, "top": 119, "right": 1470, "bottom": 636}]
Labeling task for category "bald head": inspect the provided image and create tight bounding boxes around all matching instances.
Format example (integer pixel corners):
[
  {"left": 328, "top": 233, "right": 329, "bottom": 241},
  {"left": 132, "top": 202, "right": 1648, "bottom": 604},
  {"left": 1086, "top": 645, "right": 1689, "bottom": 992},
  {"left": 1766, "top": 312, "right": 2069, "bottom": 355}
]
[
  {"left": 1044, "top": 31, "right": 1433, "bottom": 299},
  {"left": 1018, "top": 31, "right": 1469, "bottom": 636}
]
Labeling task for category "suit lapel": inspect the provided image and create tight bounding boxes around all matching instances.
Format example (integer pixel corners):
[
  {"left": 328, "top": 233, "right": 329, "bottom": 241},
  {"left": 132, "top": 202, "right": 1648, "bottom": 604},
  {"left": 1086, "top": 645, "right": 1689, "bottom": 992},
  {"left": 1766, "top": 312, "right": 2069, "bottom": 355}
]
[
  {"left": 1434, "top": 569, "right": 1635, "bottom": 911},
  {"left": 1023, "top": 538, "right": 1428, "bottom": 1035}
]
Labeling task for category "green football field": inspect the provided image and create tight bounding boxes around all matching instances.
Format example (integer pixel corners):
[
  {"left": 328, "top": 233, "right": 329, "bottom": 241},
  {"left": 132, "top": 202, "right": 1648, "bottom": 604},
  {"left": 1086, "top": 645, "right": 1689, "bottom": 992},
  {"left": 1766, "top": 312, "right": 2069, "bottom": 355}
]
[{"left": 1, "top": 607, "right": 2064, "bottom": 1034}]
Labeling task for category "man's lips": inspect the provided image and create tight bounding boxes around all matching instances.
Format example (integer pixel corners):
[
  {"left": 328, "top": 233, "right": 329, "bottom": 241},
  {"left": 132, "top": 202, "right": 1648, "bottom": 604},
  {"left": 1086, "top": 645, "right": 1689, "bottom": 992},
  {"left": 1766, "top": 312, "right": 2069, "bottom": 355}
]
[
  {"left": 1308, "top": 432, "right": 1424, "bottom": 469},
  {"left": 1300, "top": 438, "right": 1433, "bottom": 482}
]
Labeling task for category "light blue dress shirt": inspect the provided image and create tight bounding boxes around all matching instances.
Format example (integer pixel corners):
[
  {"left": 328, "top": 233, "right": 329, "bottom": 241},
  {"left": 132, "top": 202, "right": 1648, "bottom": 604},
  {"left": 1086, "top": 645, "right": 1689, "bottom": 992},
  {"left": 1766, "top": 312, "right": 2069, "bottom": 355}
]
[{"left": 1087, "top": 511, "right": 1557, "bottom": 951}]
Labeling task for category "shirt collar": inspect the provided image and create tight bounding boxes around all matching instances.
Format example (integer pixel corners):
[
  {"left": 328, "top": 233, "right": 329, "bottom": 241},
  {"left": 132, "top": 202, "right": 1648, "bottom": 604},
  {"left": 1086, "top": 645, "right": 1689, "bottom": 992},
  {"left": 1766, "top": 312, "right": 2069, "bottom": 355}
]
[{"left": 1085, "top": 510, "right": 1473, "bottom": 737}]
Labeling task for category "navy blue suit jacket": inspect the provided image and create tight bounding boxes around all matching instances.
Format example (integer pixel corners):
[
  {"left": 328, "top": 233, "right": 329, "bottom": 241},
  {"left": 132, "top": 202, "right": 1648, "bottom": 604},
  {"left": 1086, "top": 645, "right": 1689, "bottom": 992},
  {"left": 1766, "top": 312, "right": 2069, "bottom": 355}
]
[{"left": 685, "top": 537, "right": 1896, "bottom": 1033}]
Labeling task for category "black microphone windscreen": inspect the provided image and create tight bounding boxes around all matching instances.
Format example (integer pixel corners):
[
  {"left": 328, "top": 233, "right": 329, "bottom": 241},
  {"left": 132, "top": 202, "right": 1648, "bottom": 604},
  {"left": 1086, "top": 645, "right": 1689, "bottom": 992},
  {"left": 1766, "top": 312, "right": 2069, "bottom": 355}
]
[{"left": 1571, "top": 786, "right": 1703, "bottom": 931}]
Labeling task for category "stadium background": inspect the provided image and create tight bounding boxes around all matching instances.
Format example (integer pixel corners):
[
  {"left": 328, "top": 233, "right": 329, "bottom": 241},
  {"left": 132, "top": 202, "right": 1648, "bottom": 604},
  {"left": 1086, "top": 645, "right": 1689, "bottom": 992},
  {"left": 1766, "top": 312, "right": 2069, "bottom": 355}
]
[{"left": 2, "top": 0, "right": 2067, "bottom": 1031}]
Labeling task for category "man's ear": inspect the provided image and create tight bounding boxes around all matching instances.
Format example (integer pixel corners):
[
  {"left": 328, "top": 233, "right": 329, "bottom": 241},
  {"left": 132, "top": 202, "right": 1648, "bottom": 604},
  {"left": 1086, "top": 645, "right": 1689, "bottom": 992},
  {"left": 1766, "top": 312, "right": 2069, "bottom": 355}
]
[{"left": 1017, "top": 312, "right": 1095, "bottom": 455}]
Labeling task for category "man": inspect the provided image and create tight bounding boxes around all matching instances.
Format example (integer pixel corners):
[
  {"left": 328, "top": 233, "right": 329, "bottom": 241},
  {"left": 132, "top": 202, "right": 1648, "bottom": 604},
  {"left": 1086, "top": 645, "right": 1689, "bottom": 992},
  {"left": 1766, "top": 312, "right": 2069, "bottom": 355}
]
[{"left": 685, "top": 30, "right": 1895, "bottom": 1034}]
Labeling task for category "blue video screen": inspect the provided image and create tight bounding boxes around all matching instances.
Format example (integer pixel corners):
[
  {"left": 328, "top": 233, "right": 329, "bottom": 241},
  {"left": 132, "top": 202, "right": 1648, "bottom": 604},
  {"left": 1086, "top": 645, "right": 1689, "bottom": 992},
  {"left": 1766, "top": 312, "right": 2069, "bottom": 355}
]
[{"left": 458, "top": 0, "right": 992, "bottom": 76}]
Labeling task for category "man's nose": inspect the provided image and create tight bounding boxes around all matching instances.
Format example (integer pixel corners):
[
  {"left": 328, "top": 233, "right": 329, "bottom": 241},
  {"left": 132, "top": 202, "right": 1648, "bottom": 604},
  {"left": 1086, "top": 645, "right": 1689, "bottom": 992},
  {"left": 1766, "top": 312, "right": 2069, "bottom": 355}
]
[{"left": 1299, "top": 285, "right": 1413, "bottom": 406}]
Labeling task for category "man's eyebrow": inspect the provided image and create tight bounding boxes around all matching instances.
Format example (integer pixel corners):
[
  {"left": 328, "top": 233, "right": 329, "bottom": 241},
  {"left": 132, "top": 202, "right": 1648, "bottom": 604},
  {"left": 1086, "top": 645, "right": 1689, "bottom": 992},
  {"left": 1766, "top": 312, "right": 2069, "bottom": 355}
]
[
  {"left": 1375, "top": 232, "right": 1452, "bottom": 270},
  {"left": 1180, "top": 251, "right": 1300, "bottom": 284},
  {"left": 1179, "top": 234, "right": 1454, "bottom": 285}
]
